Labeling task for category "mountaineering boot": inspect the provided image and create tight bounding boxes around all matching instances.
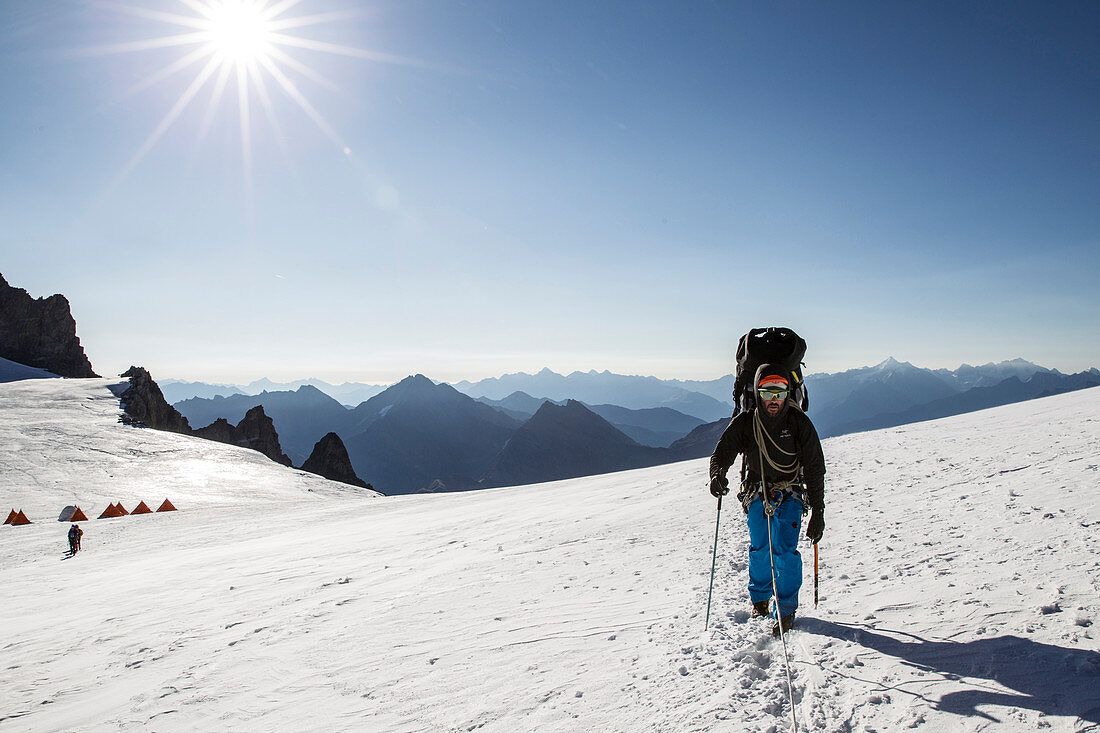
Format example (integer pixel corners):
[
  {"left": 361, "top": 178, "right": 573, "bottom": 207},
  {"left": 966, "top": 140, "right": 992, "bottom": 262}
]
[
  {"left": 752, "top": 600, "right": 771, "bottom": 618},
  {"left": 772, "top": 613, "right": 795, "bottom": 637}
]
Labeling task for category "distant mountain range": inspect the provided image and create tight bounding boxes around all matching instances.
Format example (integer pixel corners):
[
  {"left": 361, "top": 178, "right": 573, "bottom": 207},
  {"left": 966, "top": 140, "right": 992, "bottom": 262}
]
[
  {"left": 802, "top": 358, "right": 1096, "bottom": 437},
  {"left": 173, "top": 375, "right": 720, "bottom": 495},
  {"left": 160, "top": 378, "right": 387, "bottom": 407},
  {"left": 167, "top": 367, "right": 734, "bottom": 426},
  {"left": 824, "top": 369, "right": 1100, "bottom": 435},
  {"left": 453, "top": 368, "right": 734, "bottom": 422},
  {"left": 169, "top": 358, "right": 1100, "bottom": 495}
]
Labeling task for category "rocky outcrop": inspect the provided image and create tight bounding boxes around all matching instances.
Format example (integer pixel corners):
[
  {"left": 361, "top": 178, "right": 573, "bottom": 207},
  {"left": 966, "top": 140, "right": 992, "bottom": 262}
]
[
  {"left": 0, "top": 273, "right": 98, "bottom": 377},
  {"left": 193, "top": 417, "right": 246, "bottom": 446},
  {"left": 300, "top": 432, "right": 370, "bottom": 488},
  {"left": 236, "top": 405, "right": 293, "bottom": 466},
  {"left": 119, "top": 366, "right": 192, "bottom": 434},
  {"left": 194, "top": 407, "right": 294, "bottom": 467},
  {"left": 174, "top": 385, "right": 355, "bottom": 465}
]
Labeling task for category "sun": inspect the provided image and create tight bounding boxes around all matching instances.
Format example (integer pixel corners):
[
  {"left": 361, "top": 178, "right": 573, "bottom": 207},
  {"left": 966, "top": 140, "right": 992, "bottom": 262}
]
[
  {"left": 89, "top": 0, "right": 421, "bottom": 213},
  {"left": 202, "top": 1, "right": 276, "bottom": 65}
]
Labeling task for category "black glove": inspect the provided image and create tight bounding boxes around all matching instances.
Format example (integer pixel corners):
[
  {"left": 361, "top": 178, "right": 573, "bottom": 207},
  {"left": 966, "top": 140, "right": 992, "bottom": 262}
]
[
  {"left": 806, "top": 508, "right": 825, "bottom": 543},
  {"left": 709, "top": 475, "right": 729, "bottom": 498}
]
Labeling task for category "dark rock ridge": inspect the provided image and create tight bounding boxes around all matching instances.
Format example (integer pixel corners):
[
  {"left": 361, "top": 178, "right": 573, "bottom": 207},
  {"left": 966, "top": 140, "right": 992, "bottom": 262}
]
[
  {"left": 0, "top": 273, "right": 98, "bottom": 378},
  {"left": 300, "top": 432, "right": 371, "bottom": 489},
  {"left": 235, "top": 406, "right": 293, "bottom": 466},
  {"left": 175, "top": 385, "right": 355, "bottom": 465},
  {"left": 119, "top": 367, "right": 192, "bottom": 434},
  {"left": 192, "top": 418, "right": 240, "bottom": 445},
  {"left": 194, "top": 407, "right": 293, "bottom": 466}
]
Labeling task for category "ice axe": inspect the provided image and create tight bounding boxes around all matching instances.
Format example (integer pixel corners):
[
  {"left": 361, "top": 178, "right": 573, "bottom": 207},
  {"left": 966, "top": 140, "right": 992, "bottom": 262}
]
[{"left": 814, "top": 542, "right": 819, "bottom": 608}]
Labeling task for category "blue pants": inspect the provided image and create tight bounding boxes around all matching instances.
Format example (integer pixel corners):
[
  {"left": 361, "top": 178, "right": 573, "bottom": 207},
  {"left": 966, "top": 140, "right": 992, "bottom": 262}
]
[{"left": 746, "top": 497, "right": 804, "bottom": 618}]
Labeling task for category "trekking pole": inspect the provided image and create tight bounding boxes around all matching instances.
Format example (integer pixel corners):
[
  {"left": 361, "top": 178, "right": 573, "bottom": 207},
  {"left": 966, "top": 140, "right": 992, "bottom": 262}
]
[
  {"left": 814, "top": 543, "right": 819, "bottom": 608},
  {"left": 704, "top": 494, "right": 722, "bottom": 631}
]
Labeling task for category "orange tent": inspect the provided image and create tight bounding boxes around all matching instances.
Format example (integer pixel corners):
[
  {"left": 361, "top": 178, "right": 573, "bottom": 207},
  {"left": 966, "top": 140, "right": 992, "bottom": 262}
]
[
  {"left": 11, "top": 510, "right": 32, "bottom": 526},
  {"left": 156, "top": 499, "right": 177, "bottom": 512},
  {"left": 98, "top": 503, "right": 123, "bottom": 519},
  {"left": 131, "top": 501, "right": 153, "bottom": 515},
  {"left": 3, "top": 509, "right": 16, "bottom": 525},
  {"left": 114, "top": 502, "right": 130, "bottom": 516},
  {"left": 70, "top": 507, "right": 89, "bottom": 522}
]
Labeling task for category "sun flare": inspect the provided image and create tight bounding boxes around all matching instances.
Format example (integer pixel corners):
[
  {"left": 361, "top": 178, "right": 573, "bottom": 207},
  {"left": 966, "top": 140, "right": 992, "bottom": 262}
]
[
  {"left": 93, "top": 0, "right": 417, "bottom": 209},
  {"left": 203, "top": 1, "right": 275, "bottom": 65}
]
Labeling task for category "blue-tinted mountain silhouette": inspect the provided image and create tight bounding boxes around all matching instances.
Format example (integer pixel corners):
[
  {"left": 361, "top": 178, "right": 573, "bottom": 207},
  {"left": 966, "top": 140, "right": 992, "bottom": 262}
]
[
  {"left": 343, "top": 375, "right": 521, "bottom": 494},
  {"left": 453, "top": 368, "right": 733, "bottom": 422},
  {"left": 175, "top": 385, "right": 356, "bottom": 465},
  {"left": 826, "top": 370, "right": 1100, "bottom": 435},
  {"left": 480, "top": 400, "right": 667, "bottom": 489},
  {"left": 475, "top": 391, "right": 704, "bottom": 447}
]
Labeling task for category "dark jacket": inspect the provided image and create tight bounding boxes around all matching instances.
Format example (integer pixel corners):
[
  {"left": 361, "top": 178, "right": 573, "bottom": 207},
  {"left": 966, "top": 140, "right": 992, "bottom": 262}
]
[{"left": 709, "top": 406, "right": 826, "bottom": 510}]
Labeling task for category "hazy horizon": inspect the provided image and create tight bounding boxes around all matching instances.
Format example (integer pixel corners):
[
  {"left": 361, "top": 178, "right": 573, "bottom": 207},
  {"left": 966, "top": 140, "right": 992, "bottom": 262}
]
[{"left": 143, "top": 354, "right": 1085, "bottom": 391}]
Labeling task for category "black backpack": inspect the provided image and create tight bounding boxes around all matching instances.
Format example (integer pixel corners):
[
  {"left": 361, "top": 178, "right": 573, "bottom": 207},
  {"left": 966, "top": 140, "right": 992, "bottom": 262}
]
[{"left": 733, "top": 327, "right": 809, "bottom": 414}]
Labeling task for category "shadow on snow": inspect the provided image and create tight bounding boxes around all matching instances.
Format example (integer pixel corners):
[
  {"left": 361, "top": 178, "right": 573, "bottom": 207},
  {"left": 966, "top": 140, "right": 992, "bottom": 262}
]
[{"left": 801, "top": 618, "right": 1100, "bottom": 725}]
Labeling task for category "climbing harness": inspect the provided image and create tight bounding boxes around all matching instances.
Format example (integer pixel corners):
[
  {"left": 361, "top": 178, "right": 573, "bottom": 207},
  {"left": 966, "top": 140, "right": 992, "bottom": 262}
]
[{"left": 738, "top": 477, "right": 807, "bottom": 515}]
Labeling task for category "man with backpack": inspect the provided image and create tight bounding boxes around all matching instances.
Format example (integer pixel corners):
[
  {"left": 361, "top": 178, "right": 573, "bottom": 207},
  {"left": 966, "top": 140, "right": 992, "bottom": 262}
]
[
  {"left": 709, "top": 362, "right": 826, "bottom": 636},
  {"left": 67, "top": 523, "right": 83, "bottom": 555}
]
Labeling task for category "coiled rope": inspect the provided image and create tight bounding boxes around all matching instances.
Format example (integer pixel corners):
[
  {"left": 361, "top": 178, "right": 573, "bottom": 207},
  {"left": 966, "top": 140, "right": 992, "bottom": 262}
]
[{"left": 752, "top": 405, "right": 800, "bottom": 473}]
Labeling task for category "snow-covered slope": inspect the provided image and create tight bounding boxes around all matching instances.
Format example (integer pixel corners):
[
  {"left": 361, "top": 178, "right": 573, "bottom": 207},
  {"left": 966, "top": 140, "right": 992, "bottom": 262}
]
[
  {"left": 1, "top": 379, "right": 1097, "bottom": 732},
  {"left": 0, "top": 355, "right": 57, "bottom": 383}
]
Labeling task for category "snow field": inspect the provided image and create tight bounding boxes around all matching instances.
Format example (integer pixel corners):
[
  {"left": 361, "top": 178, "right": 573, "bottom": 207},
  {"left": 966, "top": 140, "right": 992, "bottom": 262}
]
[{"left": 1, "top": 379, "right": 1098, "bottom": 731}]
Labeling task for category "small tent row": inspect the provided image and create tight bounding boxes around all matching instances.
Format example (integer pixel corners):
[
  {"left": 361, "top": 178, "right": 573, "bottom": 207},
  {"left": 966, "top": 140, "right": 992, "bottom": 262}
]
[
  {"left": 5, "top": 500, "right": 179, "bottom": 527},
  {"left": 97, "top": 499, "right": 177, "bottom": 519}
]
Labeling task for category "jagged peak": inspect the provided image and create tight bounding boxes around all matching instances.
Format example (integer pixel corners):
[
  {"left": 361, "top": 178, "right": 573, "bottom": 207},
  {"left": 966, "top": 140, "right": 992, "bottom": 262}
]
[
  {"left": 395, "top": 373, "right": 437, "bottom": 388},
  {"left": 242, "top": 404, "right": 269, "bottom": 419},
  {"left": 977, "top": 358, "right": 1043, "bottom": 369},
  {"left": 529, "top": 398, "right": 593, "bottom": 419}
]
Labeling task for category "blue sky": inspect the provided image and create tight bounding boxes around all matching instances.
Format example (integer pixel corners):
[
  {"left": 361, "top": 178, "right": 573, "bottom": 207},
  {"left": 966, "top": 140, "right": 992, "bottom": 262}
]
[{"left": 1, "top": 0, "right": 1097, "bottom": 385}]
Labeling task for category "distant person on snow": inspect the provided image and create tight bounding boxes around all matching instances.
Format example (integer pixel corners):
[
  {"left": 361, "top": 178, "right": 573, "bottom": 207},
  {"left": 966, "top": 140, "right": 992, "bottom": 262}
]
[
  {"left": 708, "top": 363, "right": 826, "bottom": 636},
  {"left": 67, "top": 523, "right": 83, "bottom": 555}
]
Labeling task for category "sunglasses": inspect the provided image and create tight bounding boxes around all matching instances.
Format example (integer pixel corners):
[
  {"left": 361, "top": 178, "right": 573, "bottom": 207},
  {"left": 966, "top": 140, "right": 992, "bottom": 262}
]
[{"left": 757, "top": 388, "right": 789, "bottom": 401}]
